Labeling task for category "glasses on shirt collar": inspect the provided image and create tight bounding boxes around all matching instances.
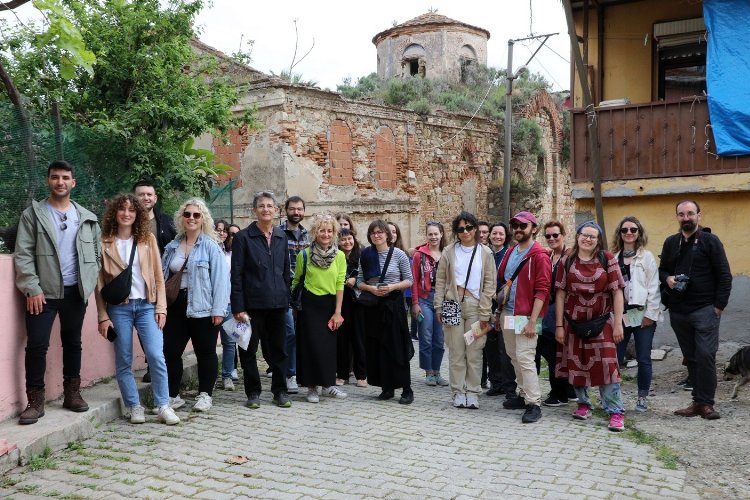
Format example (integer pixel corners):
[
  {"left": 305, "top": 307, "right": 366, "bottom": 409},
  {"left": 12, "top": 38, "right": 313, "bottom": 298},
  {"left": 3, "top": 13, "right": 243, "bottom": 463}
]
[{"left": 59, "top": 213, "right": 67, "bottom": 231}]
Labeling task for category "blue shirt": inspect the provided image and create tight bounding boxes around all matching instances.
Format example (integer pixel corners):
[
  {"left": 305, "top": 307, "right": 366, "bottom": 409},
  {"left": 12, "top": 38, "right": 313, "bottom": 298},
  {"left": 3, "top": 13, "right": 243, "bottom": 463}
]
[{"left": 503, "top": 244, "right": 532, "bottom": 313}]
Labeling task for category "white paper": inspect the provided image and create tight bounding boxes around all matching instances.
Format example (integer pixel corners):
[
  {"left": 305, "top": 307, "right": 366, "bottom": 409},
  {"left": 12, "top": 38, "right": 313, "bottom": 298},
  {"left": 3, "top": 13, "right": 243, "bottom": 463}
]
[
  {"left": 463, "top": 330, "right": 476, "bottom": 346},
  {"left": 224, "top": 317, "right": 252, "bottom": 351},
  {"left": 623, "top": 308, "right": 646, "bottom": 328}
]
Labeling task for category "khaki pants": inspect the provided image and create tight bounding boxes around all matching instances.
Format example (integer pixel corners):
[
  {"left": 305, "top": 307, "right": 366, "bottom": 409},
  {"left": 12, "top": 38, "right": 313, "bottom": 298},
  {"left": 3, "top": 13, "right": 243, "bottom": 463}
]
[
  {"left": 500, "top": 311, "right": 541, "bottom": 406},
  {"left": 444, "top": 296, "right": 487, "bottom": 395}
]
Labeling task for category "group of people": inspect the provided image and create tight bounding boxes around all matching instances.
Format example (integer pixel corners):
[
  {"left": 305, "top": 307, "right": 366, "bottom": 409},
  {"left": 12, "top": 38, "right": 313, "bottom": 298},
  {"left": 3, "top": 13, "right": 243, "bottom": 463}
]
[{"left": 15, "top": 160, "right": 732, "bottom": 432}]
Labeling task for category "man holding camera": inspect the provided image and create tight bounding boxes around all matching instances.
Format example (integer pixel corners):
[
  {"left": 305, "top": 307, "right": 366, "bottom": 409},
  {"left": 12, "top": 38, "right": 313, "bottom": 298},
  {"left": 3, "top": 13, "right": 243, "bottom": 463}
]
[{"left": 659, "top": 200, "right": 732, "bottom": 420}]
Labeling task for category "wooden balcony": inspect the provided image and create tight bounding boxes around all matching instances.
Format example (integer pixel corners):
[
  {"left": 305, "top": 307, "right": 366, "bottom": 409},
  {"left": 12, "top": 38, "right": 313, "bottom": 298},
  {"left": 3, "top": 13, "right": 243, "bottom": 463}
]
[{"left": 570, "top": 97, "right": 750, "bottom": 182}]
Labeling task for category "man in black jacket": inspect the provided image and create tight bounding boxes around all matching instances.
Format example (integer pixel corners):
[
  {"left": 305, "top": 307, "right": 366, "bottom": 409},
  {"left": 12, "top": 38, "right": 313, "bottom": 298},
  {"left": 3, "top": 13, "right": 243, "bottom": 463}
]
[
  {"left": 133, "top": 180, "right": 176, "bottom": 255},
  {"left": 659, "top": 200, "right": 732, "bottom": 420},
  {"left": 231, "top": 191, "right": 292, "bottom": 408}
]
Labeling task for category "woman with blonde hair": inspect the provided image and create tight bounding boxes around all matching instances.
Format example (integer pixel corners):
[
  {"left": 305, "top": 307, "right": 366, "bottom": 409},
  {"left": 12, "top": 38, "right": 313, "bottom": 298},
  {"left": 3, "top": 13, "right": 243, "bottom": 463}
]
[
  {"left": 95, "top": 193, "right": 179, "bottom": 425},
  {"left": 162, "top": 198, "right": 229, "bottom": 412},
  {"left": 292, "top": 214, "right": 348, "bottom": 402}
]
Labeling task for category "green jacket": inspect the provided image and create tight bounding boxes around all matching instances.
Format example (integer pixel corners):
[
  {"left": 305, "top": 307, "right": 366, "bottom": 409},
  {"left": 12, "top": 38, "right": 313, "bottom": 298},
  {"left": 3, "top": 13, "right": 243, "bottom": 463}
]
[{"left": 14, "top": 199, "right": 101, "bottom": 300}]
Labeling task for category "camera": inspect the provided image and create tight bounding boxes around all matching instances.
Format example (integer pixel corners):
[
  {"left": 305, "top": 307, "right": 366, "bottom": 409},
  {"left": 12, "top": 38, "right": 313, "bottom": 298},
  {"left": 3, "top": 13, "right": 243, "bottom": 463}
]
[{"left": 673, "top": 274, "right": 690, "bottom": 293}]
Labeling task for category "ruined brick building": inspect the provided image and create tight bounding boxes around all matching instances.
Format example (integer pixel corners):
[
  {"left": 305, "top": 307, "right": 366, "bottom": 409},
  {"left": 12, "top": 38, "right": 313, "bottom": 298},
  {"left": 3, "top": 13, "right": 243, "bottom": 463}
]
[{"left": 196, "top": 13, "right": 573, "bottom": 246}]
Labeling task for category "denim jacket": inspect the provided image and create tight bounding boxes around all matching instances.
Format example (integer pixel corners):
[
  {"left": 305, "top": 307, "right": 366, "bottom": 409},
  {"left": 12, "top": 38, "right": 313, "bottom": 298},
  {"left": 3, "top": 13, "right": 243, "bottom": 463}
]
[{"left": 162, "top": 233, "right": 229, "bottom": 318}]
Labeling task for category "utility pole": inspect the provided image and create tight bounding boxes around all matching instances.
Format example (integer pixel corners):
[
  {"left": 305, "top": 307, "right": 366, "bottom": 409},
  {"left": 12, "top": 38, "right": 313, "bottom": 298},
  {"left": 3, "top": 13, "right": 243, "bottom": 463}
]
[{"left": 503, "top": 33, "right": 556, "bottom": 222}]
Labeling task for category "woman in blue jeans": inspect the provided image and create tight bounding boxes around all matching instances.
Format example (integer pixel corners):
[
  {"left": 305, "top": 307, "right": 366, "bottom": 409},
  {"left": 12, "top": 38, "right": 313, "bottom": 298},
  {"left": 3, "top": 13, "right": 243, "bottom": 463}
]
[
  {"left": 95, "top": 193, "right": 179, "bottom": 425},
  {"left": 215, "top": 219, "right": 237, "bottom": 391},
  {"left": 611, "top": 216, "right": 662, "bottom": 412},
  {"left": 411, "top": 221, "right": 447, "bottom": 386}
]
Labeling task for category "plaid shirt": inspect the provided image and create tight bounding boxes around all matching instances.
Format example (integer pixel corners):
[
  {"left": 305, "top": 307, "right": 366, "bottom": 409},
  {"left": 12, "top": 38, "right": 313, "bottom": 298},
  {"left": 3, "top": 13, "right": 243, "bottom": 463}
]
[{"left": 279, "top": 220, "right": 309, "bottom": 279}]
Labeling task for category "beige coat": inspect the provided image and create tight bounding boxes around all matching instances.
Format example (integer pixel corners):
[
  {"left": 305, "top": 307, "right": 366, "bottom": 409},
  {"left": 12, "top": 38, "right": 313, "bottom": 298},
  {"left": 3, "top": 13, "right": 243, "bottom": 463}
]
[
  {"left": 95, "top": 233, "right": 167, "bottom": 322},
  {"left": 434, "top": 242, "right": 497, "bottom": 321}
]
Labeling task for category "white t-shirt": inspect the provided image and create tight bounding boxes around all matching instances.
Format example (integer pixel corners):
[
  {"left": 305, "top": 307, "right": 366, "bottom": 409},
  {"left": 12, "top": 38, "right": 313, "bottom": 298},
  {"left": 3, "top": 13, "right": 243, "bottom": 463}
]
[
  {"left": 116, "top": 237, "right": 146, "bottom": 300},
  {"left": 454, "top": 244, "right": 483, "bottom": 300}
]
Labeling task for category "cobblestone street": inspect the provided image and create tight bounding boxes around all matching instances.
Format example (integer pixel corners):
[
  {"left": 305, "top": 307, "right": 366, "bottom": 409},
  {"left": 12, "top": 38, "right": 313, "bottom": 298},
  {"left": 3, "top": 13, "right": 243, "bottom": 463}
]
[{"left": 0, "top": 354, "right": 699, "bottom": 499}]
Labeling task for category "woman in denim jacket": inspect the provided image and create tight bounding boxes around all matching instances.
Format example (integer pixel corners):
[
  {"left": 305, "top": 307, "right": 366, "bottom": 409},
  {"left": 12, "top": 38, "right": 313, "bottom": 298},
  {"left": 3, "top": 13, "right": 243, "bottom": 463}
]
[
  {"left": 611, "top": 216, "right": 662, "bottom": 412},
  {"left": 162, "top": 198, "right": 229, "bottom": 413}
]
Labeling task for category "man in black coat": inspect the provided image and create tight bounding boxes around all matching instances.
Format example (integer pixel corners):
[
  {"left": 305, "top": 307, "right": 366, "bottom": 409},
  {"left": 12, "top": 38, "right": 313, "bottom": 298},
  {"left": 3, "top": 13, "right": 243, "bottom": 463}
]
[
  {"left": 659, "top": 200, "right": 732, "bottom": 420},
  {"left": 133, "top": 180, "right": 176, "bottom": 255}
]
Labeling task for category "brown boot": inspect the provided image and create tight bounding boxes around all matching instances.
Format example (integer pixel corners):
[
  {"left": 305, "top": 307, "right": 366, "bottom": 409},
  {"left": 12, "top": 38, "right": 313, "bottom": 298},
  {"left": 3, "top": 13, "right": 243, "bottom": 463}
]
[
  {"left": 697, "top": 404, "right": 721, "bottom": 420},
  {"left": 19, "top": 387, "right": 45, "bottom": 425},
  {"left": 674, "top": 401, "right": 701, "bottom": 417},
  {"left": 62, "top": 377, "right": 89, "bottom": 412}
]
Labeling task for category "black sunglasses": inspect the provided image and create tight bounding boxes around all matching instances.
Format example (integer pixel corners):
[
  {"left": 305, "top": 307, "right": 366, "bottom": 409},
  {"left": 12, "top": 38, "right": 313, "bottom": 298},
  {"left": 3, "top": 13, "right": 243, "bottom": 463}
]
[
  {"left": 544, "top": 233, "right": 560, "bottom": 239},
  {"left": 620, "top": 227, "right": 639, "bottom": 234},
  {"left": 456, "top": 225, "right": 475, "bottom": 233},
  {"left": 511, "top": 222, "right": 529, "bottom": 230},
  {"left": 183, "top": 211, "right": 202, "bottom": 220}
]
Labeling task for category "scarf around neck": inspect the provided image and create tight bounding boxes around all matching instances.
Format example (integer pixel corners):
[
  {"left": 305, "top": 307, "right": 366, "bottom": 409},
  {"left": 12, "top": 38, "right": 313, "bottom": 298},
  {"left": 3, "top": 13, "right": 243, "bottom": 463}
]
[{"left": 310, "top": 240, "right": 337, "bottom": 269}]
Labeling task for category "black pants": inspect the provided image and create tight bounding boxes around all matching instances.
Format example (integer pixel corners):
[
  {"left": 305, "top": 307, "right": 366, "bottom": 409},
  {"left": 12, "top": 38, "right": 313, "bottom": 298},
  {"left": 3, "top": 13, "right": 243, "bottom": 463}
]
[
  {"left": 163, "top": 290, "right": 219, "bottom": 397},
  {"left": 337, "top": 295, "right": 367, "bottom": 380},
  {"left": 535, "top": 334, "right": 574, "bottom": 401},
  {"left": 484, "top": 328, "right": 517, "bottom": 396},
  {"left": 670, "top": 305, "right": 720, "bottom": 406},
  {"left": 25, "top": 286, "right": 86, "bottom": 389},
  {"left": 239, "top": 307, "right": 288, "bottom": 398}
]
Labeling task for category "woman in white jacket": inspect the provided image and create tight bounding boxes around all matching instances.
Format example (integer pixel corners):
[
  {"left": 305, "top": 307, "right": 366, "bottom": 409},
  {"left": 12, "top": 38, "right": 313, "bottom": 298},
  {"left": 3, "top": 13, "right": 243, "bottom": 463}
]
[{"left": 611, "top": 216, "right": 662, "bottom": 412}]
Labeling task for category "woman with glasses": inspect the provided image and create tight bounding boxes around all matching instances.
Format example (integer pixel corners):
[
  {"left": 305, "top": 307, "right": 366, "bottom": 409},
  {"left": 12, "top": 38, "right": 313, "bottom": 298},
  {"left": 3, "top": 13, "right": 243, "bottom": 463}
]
[
  {"left": 356, "top": 220, "right": 414, "bottom": 404},
  {"left": 95, "top": 194, "right": 179, "bottom": 425},
  {"left": 434, "top": 212, "right": 496, "bottom": 409},
  {"left": 537, "top": 221, "right": 575, "bottom": 406},
  {"left": 162, "top": 199, "right": 229, "bottom": 412},
  {"left": 215, "top": 219, "right": 238, "bottom": 391},
  {"left": 612, "top": 216, "right": 661, "bottom": 412},
  {"left": 554, "top": 221, "right": 626, "bottom": 431},
  {"left": 411, "top": 221, "right": 448, "bottom": 386},
  {"left": 337, "top": 228, "right": 367, "bottom": 387}
]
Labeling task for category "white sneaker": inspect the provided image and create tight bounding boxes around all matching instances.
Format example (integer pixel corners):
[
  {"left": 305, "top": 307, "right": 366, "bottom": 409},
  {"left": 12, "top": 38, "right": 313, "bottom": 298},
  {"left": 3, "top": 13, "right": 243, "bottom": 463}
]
[
  {"left": 193, "top": 392, "right": 212, "bottom": 412},
  {"left": 222, "top": 377, "right": 235, "bottom": 391},
  {"left": 168, "top": 396, "right": 186, "bottom": 410},
  {"left": 157, "top": 405, "right": 180, "bottom": 425},
  {"left": 466, "top": 394, "right": 479, "bottom": 409},
  {"left": 453, "top": 393, "right": 467, "bottom": 408},
  {"left": 306, "top": 388, "right": 320, "bottom": 403},
  {"left": 322, "top": 386, "right": 347, "bottom": 399},
  {"left": 231, "top": 369, "right": 239, "bottom": 381},
  {"left": 263, "top": 371, "right": 273, "bottom": 378},
  {"left": 287, "top": 376, "right": 299, "bottom": 394},
  {"left": 129, "top": 405, "right": 146, "bottom": 424}
]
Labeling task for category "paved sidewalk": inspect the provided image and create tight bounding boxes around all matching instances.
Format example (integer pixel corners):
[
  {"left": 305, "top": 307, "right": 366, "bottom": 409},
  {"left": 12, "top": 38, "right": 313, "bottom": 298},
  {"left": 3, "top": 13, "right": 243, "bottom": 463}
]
[{"left": 0, "top": 350, "right": 699, "bottom": 499}]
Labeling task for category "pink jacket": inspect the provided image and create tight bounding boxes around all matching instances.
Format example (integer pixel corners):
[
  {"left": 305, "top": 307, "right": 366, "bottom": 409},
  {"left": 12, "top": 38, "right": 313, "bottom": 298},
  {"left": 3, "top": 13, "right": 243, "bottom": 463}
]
[{"left": 411, "top": 244, "right": 438, "bottom": 304}]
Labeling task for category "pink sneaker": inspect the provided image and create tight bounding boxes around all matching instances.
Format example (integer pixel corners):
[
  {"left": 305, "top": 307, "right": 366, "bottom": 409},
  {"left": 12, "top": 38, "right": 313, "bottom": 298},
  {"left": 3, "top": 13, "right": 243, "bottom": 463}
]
[
  {"left": 608, "top": 413, "right": 625, "bottom": 432},
  {"left": 572, "top": 403, "right": 592, "bottom": 420}
]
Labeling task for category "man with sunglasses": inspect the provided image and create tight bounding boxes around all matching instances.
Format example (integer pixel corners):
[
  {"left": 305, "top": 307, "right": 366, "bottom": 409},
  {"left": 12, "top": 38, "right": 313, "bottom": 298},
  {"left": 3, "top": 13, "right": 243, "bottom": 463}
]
[
  {"left": 496, "top": 211, "right": 551, "bottom": 423},
  {"left": 15, "top": 160, "right": 102, "bottom": 425}
]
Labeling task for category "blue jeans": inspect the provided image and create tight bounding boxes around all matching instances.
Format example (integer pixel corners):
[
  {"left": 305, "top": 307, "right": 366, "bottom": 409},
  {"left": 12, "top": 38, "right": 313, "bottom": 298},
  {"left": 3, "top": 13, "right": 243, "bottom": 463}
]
[
  {"left": 286, "top": 308, "right": 296, "bottom": 378},
  {"left": 108, "top": 299, "right": 169, "bottom": 408},
  {"left": 220, "top": 304, "right": 236, "bottom": 378},
  {"left": 418, "top": 290, "right": 444, "bottom": 371},
  {"left": 616, "top": 322, "right": 656, "bottom": 397},
  {"left": 575, "top": 383, "right": 624, "bottom": 415}
]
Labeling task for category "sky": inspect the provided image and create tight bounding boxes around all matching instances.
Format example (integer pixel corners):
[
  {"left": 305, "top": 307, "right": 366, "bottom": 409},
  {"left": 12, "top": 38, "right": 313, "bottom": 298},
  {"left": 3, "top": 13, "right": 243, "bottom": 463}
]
[
  {"left": 3, "top": 0, "right": 572, "bottom": 92},
  {"left": 193, "top": 0, "right": 572, "bottom": 92}
]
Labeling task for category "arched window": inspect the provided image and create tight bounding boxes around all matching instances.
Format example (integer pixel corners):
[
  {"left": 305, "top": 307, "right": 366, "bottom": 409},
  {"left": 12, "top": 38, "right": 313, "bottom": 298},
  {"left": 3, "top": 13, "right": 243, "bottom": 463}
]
[
  {"left": 402, "top": 44, "right": 427, "bottom": 77},
  {"left": 460, "top": 45, "right": 478, "bottom": 83},
  {"left": 328, "top": 120, "right": 353, "bottom": 186}
]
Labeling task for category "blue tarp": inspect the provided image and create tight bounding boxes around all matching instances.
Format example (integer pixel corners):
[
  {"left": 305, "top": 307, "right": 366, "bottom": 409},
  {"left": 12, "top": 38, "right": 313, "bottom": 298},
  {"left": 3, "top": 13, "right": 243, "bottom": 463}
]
[{"left": 704, "top": 0, "right": 750, "bottom": 156}]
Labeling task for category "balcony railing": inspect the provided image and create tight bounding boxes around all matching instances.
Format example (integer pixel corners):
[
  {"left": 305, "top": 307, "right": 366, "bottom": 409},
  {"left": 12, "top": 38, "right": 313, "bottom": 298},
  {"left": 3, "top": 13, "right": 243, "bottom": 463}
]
[{"left": 570, "top": 97, "right": 750, "bottom": 182}]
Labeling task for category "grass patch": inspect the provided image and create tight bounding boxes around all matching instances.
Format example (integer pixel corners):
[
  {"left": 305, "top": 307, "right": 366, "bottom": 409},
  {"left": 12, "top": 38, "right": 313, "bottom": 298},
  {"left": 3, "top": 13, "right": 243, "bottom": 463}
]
[
  {"left": 60, "top": 494, "right": 87, "bottom": 500},
  {"left": 120, "top": 478, "right": 137, "bottom": 486},
  {"left": 163, "top": 431, "right": 179, "bottom": 438},
  {"left": 0, "top": 477, "right": 18, "bottom": 487},
  {"left": 17, "top": 484, "right": 40, "bottom": 494},
  {"left": 99, "top": 376, "right": 113, "bottom": 384},
  {"left": 656, "top": 447, "right": 680, "bottom": 470},
  {"left": 626, "top": 427, "right": 657, "bottom": 445},
  {"left": 67, "top": 441, "right": 85, "bottom": 452},
  {"left": 143, "top": 438, "right": 160, "bottom": 446},
  {"left": 147, "top": 485, "right": 167, "bottom": 492},
  {"left": 28, "top": 446, "right": 56, "bottom": 471},
  {"left": 181, "top": 377, "right": 198, "bottom": 392},
  {"left": 141, "top": 390, "right": 155, "bottom": 409},
  {"left": 620, "top": 373, "right": 636, "bottom": 382},
  {"left": 67, "top": 467, "right": 86, "bottom": 475}
]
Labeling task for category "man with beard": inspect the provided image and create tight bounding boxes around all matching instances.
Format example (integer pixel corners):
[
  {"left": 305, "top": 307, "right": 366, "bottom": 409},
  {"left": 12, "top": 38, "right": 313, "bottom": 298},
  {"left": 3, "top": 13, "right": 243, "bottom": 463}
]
[
  {"left": 278, "top": 196, "right": 310, "bottom": 393},
  {"left": 659, "top": 200, "right": 732, "bottom": 420},
  {"left": 133, "top": 180, "right": 176, "bottom": 255},
  {"left": 496, "top": 211, "right": 551, "bottom": 423}
]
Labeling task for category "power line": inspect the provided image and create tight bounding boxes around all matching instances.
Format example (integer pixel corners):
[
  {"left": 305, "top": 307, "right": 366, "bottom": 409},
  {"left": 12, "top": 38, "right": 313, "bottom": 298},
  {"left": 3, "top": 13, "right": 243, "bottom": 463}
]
[{"left": 542, "top": 43, "right": 570, "bottom": 64}]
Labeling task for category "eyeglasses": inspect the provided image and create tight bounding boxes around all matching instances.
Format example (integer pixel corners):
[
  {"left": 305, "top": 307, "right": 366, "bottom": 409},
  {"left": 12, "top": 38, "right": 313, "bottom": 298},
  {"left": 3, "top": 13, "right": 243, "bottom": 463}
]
[
  {"left": 183, "top": 211, "right": 202, "bottom": 220},
  {"left": 544, "top": 233, "right": 560, "bottom": 239},
  {"left": 510, "top": 222, "right": 529, "bottom": 230},
  {"left": 620, "top": 227, "right": 639, "bottom": 234},
  {"left": 370, "top": 230, "right": 386, "bottom": 236},
  {"left": 578, "top": 233, "right": 598, "bottom": 241},
  {"left": 59, "top": 213, "right": 67, "bottom": 231},
  {"left": 456, "top": 225, "right": 475, "bottom": 233}
]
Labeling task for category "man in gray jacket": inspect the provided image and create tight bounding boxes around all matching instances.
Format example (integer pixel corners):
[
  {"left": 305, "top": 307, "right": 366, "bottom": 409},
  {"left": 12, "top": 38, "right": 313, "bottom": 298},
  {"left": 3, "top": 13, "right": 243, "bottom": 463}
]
[{"left": 14, "top": 160, "right": 101, "bottom": 425}]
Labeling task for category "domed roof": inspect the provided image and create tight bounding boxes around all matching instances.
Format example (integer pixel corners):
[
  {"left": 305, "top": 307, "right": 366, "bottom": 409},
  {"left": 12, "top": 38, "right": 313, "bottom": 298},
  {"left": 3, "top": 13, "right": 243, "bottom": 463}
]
[{"left": 372, "top": 12, "right": 491, "bottom": 45}]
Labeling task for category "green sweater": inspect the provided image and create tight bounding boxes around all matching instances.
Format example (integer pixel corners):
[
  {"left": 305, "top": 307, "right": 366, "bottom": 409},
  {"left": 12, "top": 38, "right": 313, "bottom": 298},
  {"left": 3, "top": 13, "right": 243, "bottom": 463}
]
[{"left": 292, "top": 249, "right": 346, "bottom": 296}]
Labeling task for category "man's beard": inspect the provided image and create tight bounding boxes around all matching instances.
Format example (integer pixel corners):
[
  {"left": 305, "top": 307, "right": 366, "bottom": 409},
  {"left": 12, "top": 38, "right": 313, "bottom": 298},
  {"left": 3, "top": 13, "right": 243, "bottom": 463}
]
[
  {"left": 681, "top": 220, "right": 697, "bottom": 232},
  {"left": 514, "top": 230, "right": 532, "bottom": 244},
  {"left": 287, "top": 214, "right": 303, "bottom": 224}
]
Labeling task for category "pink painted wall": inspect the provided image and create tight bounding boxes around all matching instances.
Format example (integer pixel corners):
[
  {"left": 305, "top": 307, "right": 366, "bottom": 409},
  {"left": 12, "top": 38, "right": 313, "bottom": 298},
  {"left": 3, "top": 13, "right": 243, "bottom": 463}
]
[{"left": 0, "top": 255, "right": 145, "bottom": 422}]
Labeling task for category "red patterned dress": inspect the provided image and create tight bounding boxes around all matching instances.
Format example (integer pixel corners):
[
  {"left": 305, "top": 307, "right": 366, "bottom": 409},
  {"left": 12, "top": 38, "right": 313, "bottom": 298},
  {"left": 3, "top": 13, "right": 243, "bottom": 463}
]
[{"left": 555, "top": 252, "right": 625, "bottom": 387}]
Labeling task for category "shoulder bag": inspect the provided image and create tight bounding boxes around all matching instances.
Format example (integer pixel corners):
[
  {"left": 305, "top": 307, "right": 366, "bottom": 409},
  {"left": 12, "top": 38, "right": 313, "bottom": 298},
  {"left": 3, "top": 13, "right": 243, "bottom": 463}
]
[
  {"left": 165, "top": 250, "right": 189, "bottom": 306},
  {"left": 290, "top": 250, "right": 308, "bottom": 311},
  {"left": 496, "top": 257, "right": 529, "bottom": 307},
  {"left": 356, "top": 246, "right": 394, "bottom": 308},
  {"left": 100, "top": 241, "right": 137, "bottom": 305},
  {"left": 441, "top": 244, "right": 478, "bottom": 326}
]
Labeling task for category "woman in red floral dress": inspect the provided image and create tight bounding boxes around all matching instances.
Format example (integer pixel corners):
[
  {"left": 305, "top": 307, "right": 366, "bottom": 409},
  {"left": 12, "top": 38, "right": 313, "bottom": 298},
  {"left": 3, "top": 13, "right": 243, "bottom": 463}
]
[{"left": 554, "top": 221, "right": 626, "bottom": 432}]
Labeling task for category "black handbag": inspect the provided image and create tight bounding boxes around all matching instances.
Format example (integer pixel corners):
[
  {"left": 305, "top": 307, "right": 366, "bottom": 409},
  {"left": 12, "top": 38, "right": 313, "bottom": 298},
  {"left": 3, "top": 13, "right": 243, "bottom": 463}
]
[
  {"left": 100, "top": 240, "right": 137, "bottom": 305},
  {"left": 565, "top": 313, "right": 609, "bottom": 340},
  {"left": 290, "top": 251, "right": 308, "bottom": 311},
  {"left": 356, "top": 246, "right": 394, "bottom": 308}
]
